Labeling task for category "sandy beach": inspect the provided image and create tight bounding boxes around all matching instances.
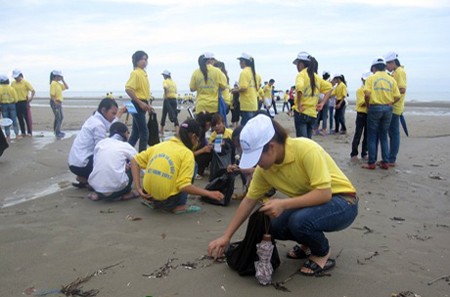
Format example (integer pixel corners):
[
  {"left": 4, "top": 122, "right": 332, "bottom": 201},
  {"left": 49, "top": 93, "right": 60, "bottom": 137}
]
[{"left": 1, "top": 99, "right": 450, "bottom": 297}]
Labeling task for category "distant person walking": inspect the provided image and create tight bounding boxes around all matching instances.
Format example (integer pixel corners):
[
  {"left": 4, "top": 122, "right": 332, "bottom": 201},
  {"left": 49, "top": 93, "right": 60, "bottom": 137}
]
[
  {"left": 234, "top": 53, "right": 259, "bottom": 125},
  {"left": 125, "top": 50, "right": 152, "bottom": 152},
  {"left": 160, "top": 70, "right": 179, "bottom": 136},
  {"left": 49, "top": 70, "right": 69, "bottom": 138},
  {"left": 332, "top": 74, "right": 348, "bottom": 134},
  {"left": 11, "top": 69, "right": 35, "bottom": 136},
  {"left": 350, "top": 72, "right": 371, "bottom": 160},
  {"left": 0, "top": 75, "right": 19, "bottom": 141}
]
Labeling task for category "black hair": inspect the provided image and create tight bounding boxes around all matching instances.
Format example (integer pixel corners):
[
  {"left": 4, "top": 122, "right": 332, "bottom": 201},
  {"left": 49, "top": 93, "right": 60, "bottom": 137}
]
[
  {"left": 178, "top": 119, "right": 201, "bottom": 150},
  {"left": 211, "top": 113, "right": 225, "bottom": 127},
  {"left": 298, "top": 55, "right": 318, "bottom": 96},
  {"left": 198, "top": 54, "right": 208, "bottom": 84},
  {"left": 394, "top": 59, "right": 401, "bottom": 67},
  {"left": 269, "top": 79, "right": 275, "bottom": 83},
  {"left": 132, "top": 50, "right": 148, "bottom": 68},
  {"left": 98, "top": 97, "right": 118, "bottom": 114},
  {"left": 214, "top": 61, "right": 229, "bottom": 84},
  {"left": 322, "top": 72, "right": 330, "bottom": 80},
  {"left": 195, "top": 112, "right": 213, "bottom": 147},
  {"left": 109, "top": 122, "right": 128, "bottom": 142},
  {"left": 241, "top": 57, "right": 258, "bottom": 92},
  {"left": 374, "top": 63, "right": 386, "bottom": 71},
  {"left": 0, "top": 79, "right": 9, "bottom": 85},
  {"left": 49, "top": 72, "right": 57, "bottom": 84},
  {"left": 262, "top": 118, "right": 288, "bottom": 153}
]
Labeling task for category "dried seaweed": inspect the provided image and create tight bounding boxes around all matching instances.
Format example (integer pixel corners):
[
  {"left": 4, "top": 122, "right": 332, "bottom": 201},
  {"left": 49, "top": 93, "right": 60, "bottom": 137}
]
[{"left": 142, "top": 258, "right": 178, "bottom": 278}]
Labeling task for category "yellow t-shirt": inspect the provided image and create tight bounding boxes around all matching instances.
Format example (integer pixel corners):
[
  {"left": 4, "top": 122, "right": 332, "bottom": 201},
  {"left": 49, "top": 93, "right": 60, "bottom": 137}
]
[
  {"left": 222, "top": 84, "right": 232, "bottom": 106},
  {"left": 239, "top": 67, "right": 258, "bottom": 111},
  {"left": 392, "top": 66, "right": 407, "bottom": 115},
  {"left": 134, "top": 137, "right": 195, "bottom": 200},
  {"left": 11, "top": 80, "right": 34, "bottom": 102},
  {"left": 247, "top": 137, "right": 356, "bottom": 200},
  {"left": 332, "top": 82, "right": 347, "bottom": 102},
  {"left": 209, "top": 128, "right": 233, "bottom": 144},
  {"left": 50, "top": 81, "right": 66, "bottom": 101},
  {"left": 0, "top": 85, "right": 18, "bottom": 104},
  {"left": 294, "top": 69, "right": 333, "bottom": 117},
  {"left": 125, "top": 68, "right": 150, "bottom": 101},
  {"left": 189, "top": 64, "right": 227, "bottom": 113},
  {"left": 283, "top": 93, "right": 289, "bottom": 102},
  {"left": 364, "top": 71, "right": 400, "bottom": 105},
  {"left": 263, "top": 84, "right": 272, "bottom": 99},
  {"left": 355, "top": 85, "right": 368, "bottom": 114},
  {"left": 163, "top": 78, "right": 177, "bottom": 99}
]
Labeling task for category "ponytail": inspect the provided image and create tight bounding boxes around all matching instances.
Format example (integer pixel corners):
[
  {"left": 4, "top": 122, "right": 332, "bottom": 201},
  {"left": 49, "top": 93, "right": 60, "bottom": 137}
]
[
  {"left": 178, "top": 119, "right": 201, "bottom": 151},
  {"left": 199, "top": 55, "right": 208, "bottom": 84},
  {"left": 306, "top": 57, "right": 318, "bottom": 96},
  {"left": 250, "top": 58, "right": 258, "bottom": 90},
  {"left": 49, "top": 72, "right": 55, "bottom": 84}
]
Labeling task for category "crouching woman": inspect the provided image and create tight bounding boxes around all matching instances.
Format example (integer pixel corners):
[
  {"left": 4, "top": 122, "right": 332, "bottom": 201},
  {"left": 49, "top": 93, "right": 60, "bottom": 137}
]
[{"left": 131, "top": 119, "right": 224, "bottom": 214}]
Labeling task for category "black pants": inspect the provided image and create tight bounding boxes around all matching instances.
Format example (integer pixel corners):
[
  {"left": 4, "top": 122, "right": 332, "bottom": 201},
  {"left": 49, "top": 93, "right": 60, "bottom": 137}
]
[
  {"left": 271, "top": 98, "right": 278, "bottom": 114},
  {"left": 334, "top": 101, "right": 347, "bottom": 132},
  {"left": 351, "top": 112, "right": 368, "bottom": 158},
  {"left": 16, "top": 101, "right": 31, "bottom": 134},
  {"left": 195, "top": 152, "right": 212, "bottom": 176},
  {"left": 160, "top": 99, "right": 179, "bottom": 127}
]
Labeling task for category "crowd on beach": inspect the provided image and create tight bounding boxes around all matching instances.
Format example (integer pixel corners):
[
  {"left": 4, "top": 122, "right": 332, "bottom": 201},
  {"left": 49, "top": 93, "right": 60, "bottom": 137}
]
[{"left": 0, "top": 49, "right": 406, "bottom": 278}]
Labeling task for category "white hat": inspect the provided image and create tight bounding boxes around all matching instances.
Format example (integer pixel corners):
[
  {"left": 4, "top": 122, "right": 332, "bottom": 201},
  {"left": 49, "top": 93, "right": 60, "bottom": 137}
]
[
  {"left": 12, "top": 69, "right": 22, "bottom": 78},
  {"left": 293, "top": 51, "right": 311, "bottom": 64},
  {"left": 237, "top": 53, "right": 252, "bottom": 61},
  {"left": 51, "top": 70, "right": 63, "bottom": 76},
  {"left": 361, "top": 71, "right": 372, "bottom": 80},
  {"left": 322, "top": 70, "right": 330, "bottom": 76},
  {"left": 161, "top": 70, "right": 171, "bottom": 76},
  {"left": 202, "top": 52, "right": 215, "bottom": 60},
  {"left": 239, "top": 114, "right": 275, "bottom": 169},
  {"left": 384, "top": 52, "right": 398, "bottom": 62},
  {"left": 0, "top": 74, "right": 9, "bottom": 82},
  {"left": 371, "top": 57, "right": 386, "bottom": 67}
]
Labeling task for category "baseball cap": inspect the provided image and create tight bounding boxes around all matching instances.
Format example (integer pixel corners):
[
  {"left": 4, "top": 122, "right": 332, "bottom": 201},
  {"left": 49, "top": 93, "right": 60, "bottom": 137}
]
[
  {"left": 361, "top": 71, "right": 372, "bottom": 80},
  {"left": 384, "top": 52, "right": 398, "bottom": 63},
  {"left": 292, "top": 51, "right": 311, "bottom": 64},
  {"left": 237, "top": 53, "right": 252, "bottom": 61},
  {"left": 239, "top": 114, "right": 275, "bottom": 169},
  {"left": 371, "top": 57, "right": 386, "bottom": 67},
  {"left": 0, "top": 74, "right": 9, "bottom": 82},
  {"left": 12, "top": 69, "right": 22, "bottom": 78},
  {"left": 51, "top": 70, "right": 63, "bottom": 76},
  {"left": 161, "top": 70, "right": 171, "bottom": 76},
  {"left": 202, "top": 52, "right": 215, "bottom": 60}
]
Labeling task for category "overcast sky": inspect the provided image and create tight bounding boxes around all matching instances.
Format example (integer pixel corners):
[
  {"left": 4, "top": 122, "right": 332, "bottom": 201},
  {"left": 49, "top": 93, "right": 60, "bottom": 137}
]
[{"left": 1, "top": 0, "right": 449, "bottom": 98}]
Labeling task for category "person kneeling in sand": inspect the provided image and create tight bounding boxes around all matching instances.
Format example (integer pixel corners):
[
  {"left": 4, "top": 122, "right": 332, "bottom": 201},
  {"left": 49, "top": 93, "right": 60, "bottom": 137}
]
[
  {"left": 131, "top": 119, "right": 224, "bottom": 214},
  {"left": 87, "top": 122, "right": 138, "bottom": 201},
  {"left": 208, "top": 114, "right": 358, "bottom": 275}
]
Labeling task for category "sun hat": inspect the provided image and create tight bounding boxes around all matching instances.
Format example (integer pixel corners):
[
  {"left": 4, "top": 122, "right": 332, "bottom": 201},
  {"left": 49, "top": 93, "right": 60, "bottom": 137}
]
[
  {"left": 371, "top": 57, "right": 386, "bottom": 67},
  {"left": 237, "top": 53, "right": 252, "bottom": 61},
  {"left": 361, "top": 71, "right": 372, "bottom": 80},
  {"left": 161, "top": 70, "right": 171, "bottom": 76},
  {"left": 51, "top": 70, "right": 63, "bottom": 76},
  {"left": 202, "top": 52, "right": 216, "bottom": 60},
  {"left": 0, "top": 74, "right": 9, "bottom": 82},
  {"left": 384, "top": 52, "right": 398, "bottom": 63},
  {"left": 12, "top": 69, "right": 22, "bottom": 78},
  {"left": 239, "top": 114, "right": 275, "bottom": 169},
  {"left": 292, "top": 51, "right": 311, "bottom": 64}
]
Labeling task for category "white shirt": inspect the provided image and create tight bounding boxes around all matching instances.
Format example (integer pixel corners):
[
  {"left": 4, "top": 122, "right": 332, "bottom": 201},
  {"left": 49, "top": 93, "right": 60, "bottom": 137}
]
[
  {"left": 68, "top": 112, "right": 115, "bottom": 167},
  {"left": 88, "top": 136, "right": 137, "bottom": 193}
]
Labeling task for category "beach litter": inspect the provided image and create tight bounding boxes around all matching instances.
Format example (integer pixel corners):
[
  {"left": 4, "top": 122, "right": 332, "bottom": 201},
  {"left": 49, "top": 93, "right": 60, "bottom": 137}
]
[
  {"left": 427, "top": 274, "right": 450, "bottom": 286},
  {"left": 125, "top": 215, "right": 142, "bottom": 221},
  {"left": 391, "top": 291, "right": 422, "bottom": 297}
]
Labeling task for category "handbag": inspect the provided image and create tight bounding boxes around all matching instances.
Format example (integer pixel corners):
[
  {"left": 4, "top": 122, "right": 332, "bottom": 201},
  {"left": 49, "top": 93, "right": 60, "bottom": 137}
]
[
  {"left": 147, "top": 111, "right": 160, "bottom": 146},
  {"left": 225, "top": 207, "right": 281, "bottom": 276}
]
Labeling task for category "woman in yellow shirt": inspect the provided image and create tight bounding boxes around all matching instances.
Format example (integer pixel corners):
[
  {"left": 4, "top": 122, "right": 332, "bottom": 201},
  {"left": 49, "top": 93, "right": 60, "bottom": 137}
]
[
  {"left": 332, "top": 74, "right": 349, "bottom": 134},
  {"left": 0, "top": 75, "right": 19, "bottom": 140},
  {"left": 234, "top": 53, "right": 259, "bottom": 125},
  {"left": 131, "top": 119, "right": 223, "bottom": 214},
  {"left": 11, "top": 69, "right": 35, "bottom": 136},
  {"left": 208, "top": 114, "right": 358, "bottom": 276},
  {"left": 49, "top": 70, "right": 69, "bottom": 138}
]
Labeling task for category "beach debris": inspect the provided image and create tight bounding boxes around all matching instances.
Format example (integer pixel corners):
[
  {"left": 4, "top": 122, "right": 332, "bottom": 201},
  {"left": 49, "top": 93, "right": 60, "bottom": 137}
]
[
  {"left": 125, "top": 215, "right": 142, "bottom": 221},
  {"left": 391, "top": 291, "right": 422, "bottom": 297},
  {"left": 357, "top": 251, "right": 379, "bottom": 265},
  {"left": 99, "top": 209, "right": 114, "bottom": 214},
  {"left": 255, "top": 234, "right": 274, "bottom": 285},
  {"left": 161, "top": 233, "right": 166, "bottom": 239},
  {"left": 412, "top": 164, "right": 423, "bottom": 167},
  {"left": 363, "top": 226, "right": 374, "bottom": 234},
  {"left": 427, "top": 274, "right": 450, "bottom": 286},
  {"left": 428, "top": 174, "right": 445, "bottom": 180},
  {"left": 390, "top": 217, "right": 405, "bottom": 222},
  {"left": 143, "top": 258, "right": 178, "bottom": 278},
  {"left": 406, "top": 234, "right": 432, "bottom": 241},
  {"left": 221, "top": 285, "right": 226, "bottom": 292},
  {"left": 23, "top": 286, "right": 36, "bottom": 295},
  {"left": 427, "top": 163, "right": 439, "bottom": 167},
  {"left": 181, "top": 261, "right": 197, "bottom": 270},
  {"left": 436, "top": 224, "right": 449, "bottom": 229}
]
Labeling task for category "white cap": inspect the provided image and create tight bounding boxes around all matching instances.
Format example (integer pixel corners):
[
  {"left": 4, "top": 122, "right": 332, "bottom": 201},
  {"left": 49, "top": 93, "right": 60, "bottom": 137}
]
[
  {"left": 161, "top": 70, "right": 171, "bottom": 76},
  {"left": 0, "top": 74, "right": 9, "bottom": 82},
  {"left": 384, "top": 52, "right": 398, "bottom": 62},
  {"left": 12, "top": 69, "right": 22, "bottom": 78},
  {"left": 371, "top": 57, "right": 386, "bottom": 67},
  {"left": 202, "top": 52, "right": 215, "bottom": 60},
  {"left": 322, "top": 70, "right": 330, "bottom": 76},
  {"left": 293, "top": 51, "right": 311, "bottom": 64},
  {"left": 51, "top": 70, "right": 63, "bottom": 76},
  {"left": 361, "top": 71, "right": 372, "bottom": 80},
  {"left": 237, "top": 52, "right": 252, "bottom": 61},
  {"left": 239, "top": 114, "right": 275, "bottom": 169}
]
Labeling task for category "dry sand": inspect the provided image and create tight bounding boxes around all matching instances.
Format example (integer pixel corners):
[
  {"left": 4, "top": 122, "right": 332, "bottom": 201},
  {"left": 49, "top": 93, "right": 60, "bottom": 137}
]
[{"left": 1, "top": 99, "right": 449, "bottom": 297}]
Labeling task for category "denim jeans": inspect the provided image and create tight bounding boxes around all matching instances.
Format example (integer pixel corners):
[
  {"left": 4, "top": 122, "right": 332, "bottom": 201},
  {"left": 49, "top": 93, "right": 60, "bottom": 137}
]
[
  {"left": 334, "top": 101, "right": 347, "bottom": 132},
  {"left": 388, "top": 114, "right": 400, "bottom": 163},
  {"left": 328, "top": 105, "right": 334, "bottom": 131},
  {"left": 240, "top": 111, "right": 256, "bottom": 126},
  {"left": 367, "top": 105, "right": 393, "bottom": 165},
  {"left": 271, "top": 194, "right": 358, "bottom": 257},
  {"left": 351, "top": 112, "right": 368, "bottom": 158},
  {"left": 1, "top": 103, "right": 19, "bottom": 137},
  {"left": 294, "top": 111, "right": 315, "bottom": 138},
  {"left": 50, "top": 100, "right": 63, "bottom": 135},
  {"left": 128, "top": 101, "right": 149, "bottom": 152},
  {"left": 152, "top": 192, "right": 188, "bottom": 210}
]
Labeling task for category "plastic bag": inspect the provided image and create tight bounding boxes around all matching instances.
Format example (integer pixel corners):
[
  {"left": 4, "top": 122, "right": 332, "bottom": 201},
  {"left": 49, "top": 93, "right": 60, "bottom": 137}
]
[{"left": 147, "top": 112, "right": 160, "bottom": 146}]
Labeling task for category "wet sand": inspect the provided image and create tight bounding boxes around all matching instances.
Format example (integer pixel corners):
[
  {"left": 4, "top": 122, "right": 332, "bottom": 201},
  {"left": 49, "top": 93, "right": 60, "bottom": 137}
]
[{"left": 1, "top": 100, "right": 449, "bottom": 297}]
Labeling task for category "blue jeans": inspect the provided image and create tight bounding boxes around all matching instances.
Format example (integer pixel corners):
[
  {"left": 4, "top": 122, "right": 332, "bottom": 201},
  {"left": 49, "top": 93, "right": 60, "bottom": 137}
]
[
  {"left": 294, "top": 111, "right": 315, "bottom": 138},
  {"left": 367, "top": 105, "right": 393, "bottom": 165},
  {"left": 240, "top": 111, "right": 256, "bottom": 126},
  {"left": 271, "top": 194, "right": 358, "bottom": 257},
  {"left": 334, "top": 101, "right": 347, "bottom": 132},
  {"left": 388, "top": 114, "right": 400, "bottom": 163},
  {"left": 50, "top": 100, "right": 63, "bottom": 135},
  {"left": 128, "top": 102, "right": 149, "bottom": 152},
  {"left": 1, "top": 103, "right": 19, "bottom": 137},
  {"left": 328, "top": 105, "right": 334, "bottom": 131},
  {"left": 152, "top": 192, "right": 188, "bottom": 210}
]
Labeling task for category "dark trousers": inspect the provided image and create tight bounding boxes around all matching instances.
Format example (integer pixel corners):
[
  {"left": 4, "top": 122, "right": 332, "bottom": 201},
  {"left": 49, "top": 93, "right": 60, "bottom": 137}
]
[
  {"left": 160, "top": 99, "right": 179, "bottom": 127},
  {"left": 16, "top": 101, "right": 32, "bottom": 135},
  {"left": 334, "top": 101, "right": 347, "bottom": 132},
  {"left": 351, "top": 112, "right": 368, "bottom": 158}
]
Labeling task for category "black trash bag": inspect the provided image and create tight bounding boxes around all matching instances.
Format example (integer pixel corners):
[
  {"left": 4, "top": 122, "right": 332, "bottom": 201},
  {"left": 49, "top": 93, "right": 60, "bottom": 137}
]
[
  {"left": 147, "top": 112, "right": 160, "bottom": 146},
  {"left": 201, "top": 170, "right": 235, "bottom": 206},
  {"left": 0, "top": 128, "right": 9, "bottom": 157},
  {"left": 225, "top": 207, "right": 281, "bottom": 276},
  {"left": 209, "top": 138, "right": 235, "bottom": 181}
]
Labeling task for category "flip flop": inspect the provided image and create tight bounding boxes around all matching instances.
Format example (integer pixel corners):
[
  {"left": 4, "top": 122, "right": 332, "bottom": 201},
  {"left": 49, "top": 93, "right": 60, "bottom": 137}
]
[
  {"left": 173, "top": 205, "right": 202, "bottom": 215},
  {"left": 287, "top": 245, "right": 311, "bottom": 259},
  {"left": 300, "top": 258, "right": 336, "bottom": 276},
  {"left": 122, "top": 191, "right": 140, "bottom": 201},
  {"left": 141, "top": 199, "right": 154, "bottom": 209},
  {"left": 72, "top": 182, "right": 89, "bottom": 188}
]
